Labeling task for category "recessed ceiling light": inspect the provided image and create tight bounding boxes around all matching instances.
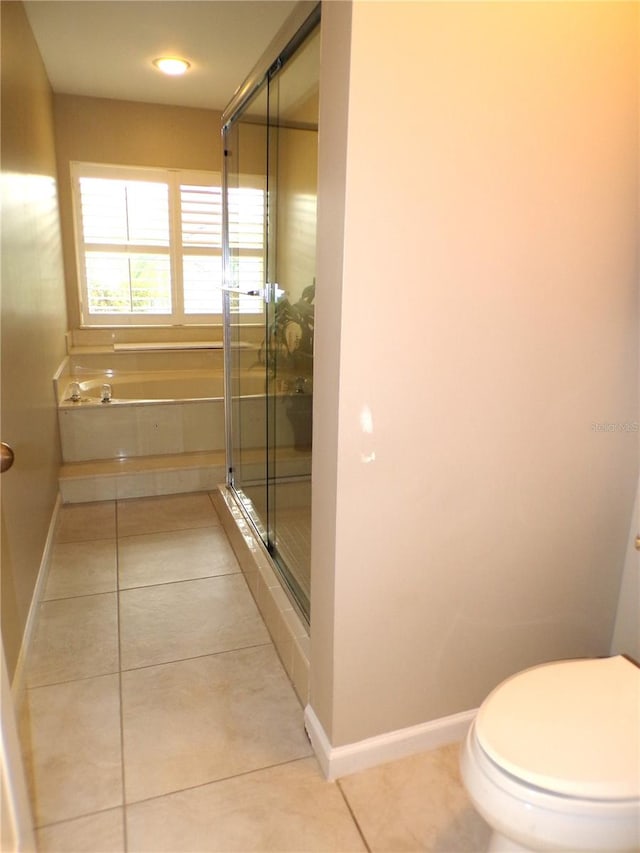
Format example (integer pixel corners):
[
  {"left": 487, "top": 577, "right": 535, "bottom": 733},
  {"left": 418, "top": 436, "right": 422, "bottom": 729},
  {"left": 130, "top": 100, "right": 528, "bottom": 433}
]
[{"left": 153, "top": 57, "right": 191, "bottom": 76}]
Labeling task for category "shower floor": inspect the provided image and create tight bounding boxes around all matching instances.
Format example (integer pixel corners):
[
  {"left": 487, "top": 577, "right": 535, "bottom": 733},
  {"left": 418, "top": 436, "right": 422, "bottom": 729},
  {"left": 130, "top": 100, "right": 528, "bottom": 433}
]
[
  {"left": 241, "top": 479, "right": 311, "bottom": 609},
  {"left": 274, "top": 505, "right": 311, "bottom": 602}
]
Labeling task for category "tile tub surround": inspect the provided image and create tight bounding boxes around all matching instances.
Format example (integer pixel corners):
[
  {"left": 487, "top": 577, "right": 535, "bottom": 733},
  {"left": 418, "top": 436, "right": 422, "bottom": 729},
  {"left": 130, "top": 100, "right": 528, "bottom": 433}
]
[
  {"left": 57, "top": 378, "right": 309, "bottom": 461},
  {"left": 18, "top": 492, "right": 488, "bottom": 851},
  {"left": 54, "top": 346, "right": 233, "bottom": 503},
  {"left": 55, "top": 346, "right": 313, "bottom": 502},
  {"left": 57, "top": 393, "right": 227, "bottom": 461}
]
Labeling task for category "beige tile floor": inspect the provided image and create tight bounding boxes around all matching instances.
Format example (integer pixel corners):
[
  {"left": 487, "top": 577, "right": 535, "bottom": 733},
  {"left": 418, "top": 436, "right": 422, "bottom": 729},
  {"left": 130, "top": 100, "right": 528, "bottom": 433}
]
[{"left": 19, "top": 491, "right": 490, "bottom": 852}]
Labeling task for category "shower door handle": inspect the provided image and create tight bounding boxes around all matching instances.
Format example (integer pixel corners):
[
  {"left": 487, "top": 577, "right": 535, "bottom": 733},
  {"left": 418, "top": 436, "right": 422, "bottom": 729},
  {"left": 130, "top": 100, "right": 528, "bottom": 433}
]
[
  {"left": 221, "top": 285, "right": 270, "bottom": 299},
  {"left": 221, "top": 283, "right": 284, "bottom": 302},
  {"left": 243, "top": 284, "right": 285, "bottom": 303},
  {"left": 1, "top": 442, "right": 15, "bottom": 473},
  {"left": 222, "top": 286, "right": 263, "bottom": 296},
  {"left": 265, "top": 283, "right": 285, "bottom": 302}
]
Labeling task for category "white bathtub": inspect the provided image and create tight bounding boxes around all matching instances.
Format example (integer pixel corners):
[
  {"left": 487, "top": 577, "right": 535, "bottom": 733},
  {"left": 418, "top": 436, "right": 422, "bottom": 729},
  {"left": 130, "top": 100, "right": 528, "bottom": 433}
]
[
  {"left": 57, "top": 364, "right": 307, "bottom": 463},
  {"left": 59, "top": 369, "right": 269, "bottom": 406}
]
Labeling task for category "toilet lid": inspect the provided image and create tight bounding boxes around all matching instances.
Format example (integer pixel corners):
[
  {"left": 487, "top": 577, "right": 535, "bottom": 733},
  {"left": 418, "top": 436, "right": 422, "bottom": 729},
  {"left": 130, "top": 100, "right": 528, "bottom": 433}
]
[{"left": 475, "top": 656, "right": 640, "bottom": 800}]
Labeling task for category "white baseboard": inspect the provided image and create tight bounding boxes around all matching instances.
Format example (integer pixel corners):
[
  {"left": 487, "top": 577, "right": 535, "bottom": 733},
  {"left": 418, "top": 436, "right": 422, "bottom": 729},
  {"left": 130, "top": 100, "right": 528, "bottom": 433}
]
[
  {"left": 11, "top": 493, "right": 62, "bottom": 705},
  {"left": 304, "top": 704, "right": 477, "bottom": 780}
]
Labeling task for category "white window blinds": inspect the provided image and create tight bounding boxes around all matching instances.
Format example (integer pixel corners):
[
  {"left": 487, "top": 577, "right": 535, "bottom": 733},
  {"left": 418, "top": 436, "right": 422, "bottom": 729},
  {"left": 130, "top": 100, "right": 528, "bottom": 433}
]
[{"left": 71, "top": 163, "right": 265, "bottom": 325}]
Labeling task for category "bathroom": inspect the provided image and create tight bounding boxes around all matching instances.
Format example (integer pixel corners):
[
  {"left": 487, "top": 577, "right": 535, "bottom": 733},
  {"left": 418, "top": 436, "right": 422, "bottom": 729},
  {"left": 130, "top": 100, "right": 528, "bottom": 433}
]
[{"left": 2, "top": 0, "right": 638, "bottom": 849}]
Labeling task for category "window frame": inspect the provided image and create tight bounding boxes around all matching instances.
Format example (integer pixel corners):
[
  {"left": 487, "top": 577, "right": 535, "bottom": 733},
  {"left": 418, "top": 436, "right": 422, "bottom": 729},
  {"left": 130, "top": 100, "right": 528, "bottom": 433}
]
[{"left": 70, "top": 161, "right": 265, "bottom": 327}]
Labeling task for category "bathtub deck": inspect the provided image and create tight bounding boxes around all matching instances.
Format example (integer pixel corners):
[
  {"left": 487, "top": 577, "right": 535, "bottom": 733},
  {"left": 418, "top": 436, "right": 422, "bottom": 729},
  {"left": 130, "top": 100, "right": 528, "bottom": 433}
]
[
  {"left": 59, "top": 450, "right": 227, "bottom": 503},
  {"left": 59, "top": 447, "right": 312, "bottom": 504}
]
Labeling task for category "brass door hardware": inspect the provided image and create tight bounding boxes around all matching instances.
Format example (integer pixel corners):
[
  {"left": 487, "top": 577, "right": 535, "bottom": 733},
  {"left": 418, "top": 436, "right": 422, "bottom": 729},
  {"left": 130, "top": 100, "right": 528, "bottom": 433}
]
[{"left": 1, "top": 442, "right": 15, "bottom": 473}]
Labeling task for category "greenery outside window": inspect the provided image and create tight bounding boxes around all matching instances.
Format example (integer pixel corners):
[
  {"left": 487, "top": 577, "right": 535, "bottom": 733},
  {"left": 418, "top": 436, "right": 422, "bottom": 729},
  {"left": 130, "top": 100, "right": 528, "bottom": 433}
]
[{"left": 71, "top": 162, "right": 264, "bottom": 326}]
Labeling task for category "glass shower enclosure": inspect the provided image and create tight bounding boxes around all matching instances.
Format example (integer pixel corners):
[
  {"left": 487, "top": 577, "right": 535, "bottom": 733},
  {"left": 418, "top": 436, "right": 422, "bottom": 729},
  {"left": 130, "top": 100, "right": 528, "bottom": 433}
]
[{"left": 221, "top": 4, "right": 320, "bottom": 622}]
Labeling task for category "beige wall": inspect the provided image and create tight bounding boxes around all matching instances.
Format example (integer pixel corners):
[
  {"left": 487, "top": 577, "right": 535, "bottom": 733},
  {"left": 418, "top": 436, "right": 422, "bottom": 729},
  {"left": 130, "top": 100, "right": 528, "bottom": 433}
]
[
  {"left": 1, "top": 1, "right": 68, "bottom": 680},
  {"left": 312, "top": 1, "right": 639, "bottom": 746},
  {"left": 53, "top": 95, "right": 223, "bottom": 329},
  {"left": 310, "top": 0, "right": 352, "bottom": 741},
  {"left": 275, "top": 28, "right": 319, "bottom": 304},
  {"left": 611, "top": 478, "right": 640, "bottom": 661},
  {"left": 277, "top": 126, "right": 318, "bottom": 303}
]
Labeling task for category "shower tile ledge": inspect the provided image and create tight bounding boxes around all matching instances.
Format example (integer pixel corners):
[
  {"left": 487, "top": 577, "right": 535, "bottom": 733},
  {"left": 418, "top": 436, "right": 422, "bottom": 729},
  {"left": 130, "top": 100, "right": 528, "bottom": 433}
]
[{"left": 211, "top": 484, "right": 310, "bottom": 707}]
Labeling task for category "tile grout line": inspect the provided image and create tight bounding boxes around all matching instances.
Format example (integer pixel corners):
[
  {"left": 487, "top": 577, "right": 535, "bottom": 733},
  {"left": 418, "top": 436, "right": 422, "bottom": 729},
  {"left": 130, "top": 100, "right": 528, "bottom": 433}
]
[
  {"left": 21, "top": 641, "right": 275, "bottom": 693},
  {"left": 336, "top": 778, "right": 373, "bottom": 853},
  {"left": 26, "top": 667, "right": 121, "bottom": 692},
  {"left": 35, "top": 804, "right": 123, "bottom": 834},
  {"left": 118, "top": 640, "right": 275, "bottom": 676},
  {"left": 114, "top": 500, "right": 130, "bottom": 853},
  {"left": 118, "top": 568, "right": 243, "bottom": 594},
  {"left": 38, "top": 588, "right": 118, "bottom": 605},
  {"left": 116, "top": 520, "right": 223, "bottom": 541},
  {"left": 124, "top": 754, "right": 315, "bottom": 811},
  {"left": 115, "top": 495, "right": 236, "bottom": 851}
]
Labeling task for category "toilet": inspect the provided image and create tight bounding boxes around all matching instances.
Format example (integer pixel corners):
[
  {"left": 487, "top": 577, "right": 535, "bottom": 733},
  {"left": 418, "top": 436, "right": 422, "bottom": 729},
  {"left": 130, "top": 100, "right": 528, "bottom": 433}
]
[{"left": 460, "top": 655, "right": 640, "bottom": 852}]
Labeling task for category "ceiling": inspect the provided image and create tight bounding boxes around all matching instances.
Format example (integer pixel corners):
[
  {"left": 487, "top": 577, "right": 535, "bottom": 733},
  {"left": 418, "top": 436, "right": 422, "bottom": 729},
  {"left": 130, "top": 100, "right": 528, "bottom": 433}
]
[{"left": 23, "top": 1, "right": 300, "bottom": 112}]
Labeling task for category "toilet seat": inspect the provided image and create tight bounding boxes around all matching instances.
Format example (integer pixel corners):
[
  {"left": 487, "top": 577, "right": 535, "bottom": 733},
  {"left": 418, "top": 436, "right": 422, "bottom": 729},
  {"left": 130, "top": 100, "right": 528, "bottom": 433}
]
[
  {"left": 461, "top": 721, "right": 640, "bottom": 852},
  {"left": 475, "top": 655, "right": 640, "bottom": 800}
]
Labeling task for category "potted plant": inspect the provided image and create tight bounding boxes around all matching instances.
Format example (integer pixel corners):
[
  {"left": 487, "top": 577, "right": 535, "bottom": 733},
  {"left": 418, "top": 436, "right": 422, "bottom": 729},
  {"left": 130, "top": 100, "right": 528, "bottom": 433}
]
[{"left": 260, "top": 283, "right": 314, "bottom": 450}]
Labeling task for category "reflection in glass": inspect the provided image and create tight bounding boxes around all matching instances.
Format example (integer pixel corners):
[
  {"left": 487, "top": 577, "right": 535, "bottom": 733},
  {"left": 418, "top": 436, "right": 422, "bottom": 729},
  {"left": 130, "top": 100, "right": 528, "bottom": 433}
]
[{"left": 223, "top": 19, "right": 319, "bottom": 622}]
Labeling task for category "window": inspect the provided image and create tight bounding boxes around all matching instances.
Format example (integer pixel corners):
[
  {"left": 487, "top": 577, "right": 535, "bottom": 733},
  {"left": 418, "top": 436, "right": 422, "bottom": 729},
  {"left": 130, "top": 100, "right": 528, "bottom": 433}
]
[{"left": 71, "top": 163, "right": 265, "bottom": 325}]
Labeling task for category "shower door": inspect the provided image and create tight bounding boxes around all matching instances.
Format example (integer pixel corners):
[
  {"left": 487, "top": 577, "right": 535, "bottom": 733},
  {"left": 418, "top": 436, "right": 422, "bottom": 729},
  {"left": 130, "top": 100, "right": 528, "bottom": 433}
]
[{"left": 223, "top": 10, "right": 319, "bottom": 622}]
